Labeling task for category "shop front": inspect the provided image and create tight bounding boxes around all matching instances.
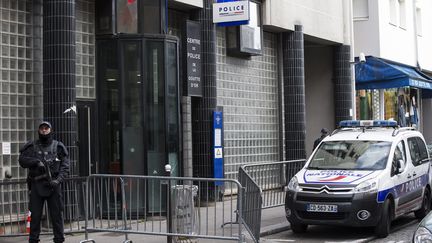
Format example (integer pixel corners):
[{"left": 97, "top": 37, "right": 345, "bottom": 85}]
[{"left": 355, "top": 56, "right": 432, "bottom": 131}]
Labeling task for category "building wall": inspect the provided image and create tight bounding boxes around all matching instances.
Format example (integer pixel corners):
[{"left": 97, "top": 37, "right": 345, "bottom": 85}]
[
  {"left": 0, "top": 0, "right": 95, "bottom": 180},
  {"left": 304, "top": 44, "right": 335, "bottom": 156},
  {"left": 422, "top": 98, "right": 432, "bottom": 144},
  {"left": 354, "top": 0, "right": 432, "bottom": 71},
  {"left": 172, "top": 0, "right": 203, "bottom": 8},
  {"left": 417, "top": 0, "right": 432, "bottom": 72},
  {"left": 263, "top": 0, "right": 346, "bottom": 44},
  {"left": 378, "top": 0, "right": 417, "bottom": 66},
  {"left": 76, "top": 0, "right": 96, "bottom": 99},
  {"left": 353, "top": 0, "right": 381, "bottom": 57},
  {"left": 216, "top": 29, "right": 280, "bottom": 180},
  {"left": 0, "top": 0, "right": 42, "bottom": 180}
]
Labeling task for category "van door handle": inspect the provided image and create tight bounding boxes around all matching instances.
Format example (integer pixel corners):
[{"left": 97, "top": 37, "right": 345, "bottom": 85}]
[
  {"left": 413, "top": 172, "right": 417, "bottom": 177},
  {"left": 407, "top": 174, "right": 412, "bottom": 179}
]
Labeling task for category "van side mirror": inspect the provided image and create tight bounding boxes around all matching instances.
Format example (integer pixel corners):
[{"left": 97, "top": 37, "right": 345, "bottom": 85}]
[{"left": 397, "top": 159, "right": 405, "bottom": 174}]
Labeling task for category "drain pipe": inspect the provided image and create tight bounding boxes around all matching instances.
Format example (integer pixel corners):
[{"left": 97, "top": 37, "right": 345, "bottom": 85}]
[
  {"left": 412, "top": 2, "right": 422, "bottom": 132},
  {"left": 412, "top": 1, "right": 420, "bottom": 70}
]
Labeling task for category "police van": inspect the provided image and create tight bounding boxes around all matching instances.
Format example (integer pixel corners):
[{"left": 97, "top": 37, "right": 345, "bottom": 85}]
[{"left": 285, "top": 120, "right": 432, "bottom": 238}]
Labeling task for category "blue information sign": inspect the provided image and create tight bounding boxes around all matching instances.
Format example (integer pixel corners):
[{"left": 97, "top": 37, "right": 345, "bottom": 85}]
[{"left": 213, "top": 111, "right": 224, "bottom": 185}]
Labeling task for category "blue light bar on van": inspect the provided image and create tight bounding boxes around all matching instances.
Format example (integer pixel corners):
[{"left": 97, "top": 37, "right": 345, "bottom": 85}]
[{"left": 339, "top": 120, "right": 397, "bottom": 128}]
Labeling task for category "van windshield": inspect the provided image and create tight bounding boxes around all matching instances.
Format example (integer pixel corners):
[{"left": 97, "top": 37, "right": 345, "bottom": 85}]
[{"left": 308, "top": 141, "right": 392, "bottom": 170}]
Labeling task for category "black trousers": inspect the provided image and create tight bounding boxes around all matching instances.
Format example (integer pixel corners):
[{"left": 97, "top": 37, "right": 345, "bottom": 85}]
[{"left": 29, "top": 184, "right": 64, "bottom": 243}]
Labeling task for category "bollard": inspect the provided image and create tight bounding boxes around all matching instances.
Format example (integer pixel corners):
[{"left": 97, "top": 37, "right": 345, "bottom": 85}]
[{"left": 165, "top": 164, "right": 173, "bottom": 243}]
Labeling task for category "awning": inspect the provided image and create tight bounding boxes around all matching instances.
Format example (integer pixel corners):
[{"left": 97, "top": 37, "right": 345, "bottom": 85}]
[{"left": 355, "top": 56, "right": 432, "bottom": 90}]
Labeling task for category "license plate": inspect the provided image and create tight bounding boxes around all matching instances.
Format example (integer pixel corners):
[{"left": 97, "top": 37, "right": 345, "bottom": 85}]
[{"left": 306, "top": 204, "right": 338, "bottom": 213}]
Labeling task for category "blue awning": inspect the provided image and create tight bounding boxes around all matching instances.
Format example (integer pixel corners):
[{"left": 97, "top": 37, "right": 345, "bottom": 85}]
[{"left": 355, "top": 56, "right": 432, "bottom": 90}]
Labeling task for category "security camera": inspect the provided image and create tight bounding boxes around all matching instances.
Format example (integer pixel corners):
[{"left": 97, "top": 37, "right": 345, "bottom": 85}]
[{"left": 359, "top": 52, "right": 366, "bottom": 63}]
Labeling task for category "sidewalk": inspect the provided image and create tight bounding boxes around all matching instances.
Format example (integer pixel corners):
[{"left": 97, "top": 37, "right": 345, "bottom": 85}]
[{"left": 5, "top": 205, "right": 289, "bottom": 243}]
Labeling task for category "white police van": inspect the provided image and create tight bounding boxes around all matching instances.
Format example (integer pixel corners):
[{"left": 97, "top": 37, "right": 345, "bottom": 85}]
[{"left": 285, "top": 120, "right": 432, "bottom": 238}]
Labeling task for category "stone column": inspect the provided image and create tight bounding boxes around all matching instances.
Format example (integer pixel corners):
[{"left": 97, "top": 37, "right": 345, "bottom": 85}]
[
  {"left": 334, "top": 45, "right": 353, "bottom": 124},
  {"left": 191, "top": 0, "right": 217, "bottom": 178},
  {"left": 43, "top": 0, "right": 77, "bottom": 175},
  {"left": 282, "top": 25, "right": 306, "bottom": 160}
]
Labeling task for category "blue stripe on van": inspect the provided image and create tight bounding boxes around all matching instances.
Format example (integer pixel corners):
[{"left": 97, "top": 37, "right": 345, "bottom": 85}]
[{"left": 377, "top": 174, "right": 428, "bottom": 203}]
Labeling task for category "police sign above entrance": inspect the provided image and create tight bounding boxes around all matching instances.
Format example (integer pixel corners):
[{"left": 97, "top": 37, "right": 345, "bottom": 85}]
[{"left": 213, "top": 0, "right": 249, "bottom": 25}]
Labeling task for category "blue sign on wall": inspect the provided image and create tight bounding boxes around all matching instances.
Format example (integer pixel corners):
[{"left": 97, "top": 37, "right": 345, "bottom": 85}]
[{"left": 213, "top": 111, "right": 224, "bottom": 185}]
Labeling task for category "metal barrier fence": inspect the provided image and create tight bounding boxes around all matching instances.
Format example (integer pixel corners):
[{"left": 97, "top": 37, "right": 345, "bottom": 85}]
[
  {"left": 238, "top": 159, "right": 305, "bottom": 242},
  {"left": 80, "top": 174, "right": 245, "bottom": 243},
  {"left": 238, "top": 166, "right": 262, "bottom": 243},
  {"left": 0, "top": 177, "right": 87, "bottom": 236},
  {"left": 242, "top": 160, "right": 305, "bottom": 209}
]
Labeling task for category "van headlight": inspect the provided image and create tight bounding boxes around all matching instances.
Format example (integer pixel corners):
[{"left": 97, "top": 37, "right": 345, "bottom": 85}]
[
  {"left": 354, "top": 180, "right": 378, "bottom": 193},
  {"left": 287, "top": 176, "right": 300, "bottom": 192},
  {"left": 414, "top": 227, "right": 432, "bottom": 243}
]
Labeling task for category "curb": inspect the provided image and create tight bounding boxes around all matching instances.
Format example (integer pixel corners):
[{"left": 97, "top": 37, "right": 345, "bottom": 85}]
[{"left": 260, "top": 222, "right": 290, "bottom": 237}]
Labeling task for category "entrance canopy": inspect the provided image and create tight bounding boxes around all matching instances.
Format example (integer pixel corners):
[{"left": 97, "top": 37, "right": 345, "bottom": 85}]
[{"left": 355, "top": 56, "right": 432, "bottom": 90}]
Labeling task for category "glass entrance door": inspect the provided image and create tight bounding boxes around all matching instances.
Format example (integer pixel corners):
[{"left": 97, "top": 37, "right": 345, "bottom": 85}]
[{"left": 97, "top": 36, "right": 180, "bottom": 214}]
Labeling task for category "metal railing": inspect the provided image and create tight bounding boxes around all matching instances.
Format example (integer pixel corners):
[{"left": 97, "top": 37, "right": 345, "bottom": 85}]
[
  {"left": 238, "top": 159, "right": 305, "bottom": 242},
  {"left": 238, "top": 166, "right": 262, "bottom": 243},
  {"left": 1, "top": 160, "right": 303, "bottom": 243},
  {"left": 0, "top": 177, "right": 87, "bottom": 236},
  {"left": 242, "top": 160, "right": 305, "bottom": 209},
  {"left": 80, "top": 174, "right": 245, "bottom": 243}
]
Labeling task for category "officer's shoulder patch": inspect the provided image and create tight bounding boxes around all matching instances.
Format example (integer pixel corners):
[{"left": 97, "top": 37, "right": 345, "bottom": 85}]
[{"left": 19, "top": 140, "right": 34, "bottom": 153}]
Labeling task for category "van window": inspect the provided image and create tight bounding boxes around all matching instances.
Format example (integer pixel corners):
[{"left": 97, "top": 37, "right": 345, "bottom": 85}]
[
  {"left": 391, "top": 141, "right": 406, "bottom": 177},
  {"left": 308, "top": 141, "right": 391, "bottom": 170},
  {"left": 408, "top": 137, "right": 429, "bottom": 166}
]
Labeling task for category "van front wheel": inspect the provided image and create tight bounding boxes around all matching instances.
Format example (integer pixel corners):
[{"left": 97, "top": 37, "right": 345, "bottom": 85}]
[{"left": 375, "top": 199, "right": 391, "bottom": 238}]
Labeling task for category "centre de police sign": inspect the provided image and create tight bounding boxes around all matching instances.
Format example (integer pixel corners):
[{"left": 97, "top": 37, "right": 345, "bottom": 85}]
[{"left": 213, "top": 0, "right": 250, "bottom": 25}]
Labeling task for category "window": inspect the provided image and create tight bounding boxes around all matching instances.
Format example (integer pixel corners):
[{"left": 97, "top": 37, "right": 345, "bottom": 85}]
[
  {"left": 416, "top": 7, "right": 423, "bottom": 36},
  {"left": 399, "top": 0, "right": 406, "bottom": 29},
  {"left": 389, "top": 0, "right": 398, "bottom": 25},
  {"left": 308, "top": 141, "right": 391, "bottom": 170},
  {"left": 226, "top": 1, "right": 263, "bottom": 57},
  {"left": 408, "top": 137, "right": 429, "bottom": 166},
  {"left": 353, "top": 0, "right": 369, "bottom": 20},
  {"left": 117, "top": 0, "right": 138, "bottom": 33},
  {"left": 392, "top": 141, "right": 406, "bottom": 176}
]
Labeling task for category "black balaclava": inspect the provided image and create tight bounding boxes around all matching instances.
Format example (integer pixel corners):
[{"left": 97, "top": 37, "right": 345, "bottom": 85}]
[{"left": 38, "top": 121, "right": 53, "bottom": 145}]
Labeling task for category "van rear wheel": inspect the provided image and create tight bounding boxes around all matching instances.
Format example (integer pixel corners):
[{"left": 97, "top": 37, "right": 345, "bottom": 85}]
[
  {"left": 290, "top": 223, "right": 308, "bottom": 234},
  {"left": 415, "top": 188, "right": 431, "bottom": 219},
  {"left": 375, "top": 199, "right": 391, "bottom": 238}
]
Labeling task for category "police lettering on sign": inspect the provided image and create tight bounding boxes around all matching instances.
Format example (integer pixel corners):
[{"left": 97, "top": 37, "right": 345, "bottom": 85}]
[
  {"left": 213, "top": 0, "right": 250, "bottom": 25},
  {"left": 183, "top": 20, "right": 202, "bottom": 97}
]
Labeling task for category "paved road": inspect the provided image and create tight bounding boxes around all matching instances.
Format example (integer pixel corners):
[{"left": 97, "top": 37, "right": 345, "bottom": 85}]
[{"left": 262, "top": 213, "right": 419, "bottom": 243}]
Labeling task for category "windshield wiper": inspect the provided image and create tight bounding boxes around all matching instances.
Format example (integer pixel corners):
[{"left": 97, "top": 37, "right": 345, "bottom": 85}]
[{"left": 307, "top": 166, "right": 349, "bottom": 170}]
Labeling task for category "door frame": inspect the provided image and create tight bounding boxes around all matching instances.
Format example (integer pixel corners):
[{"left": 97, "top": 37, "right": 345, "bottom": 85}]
[{"left": 77, "top": 99, "right": 99, "bottom": 175}]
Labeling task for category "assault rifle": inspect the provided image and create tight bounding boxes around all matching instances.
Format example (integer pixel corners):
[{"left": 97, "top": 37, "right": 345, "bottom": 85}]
[{"left": 33, "top": 158, "right": 53, "bottom": 183}]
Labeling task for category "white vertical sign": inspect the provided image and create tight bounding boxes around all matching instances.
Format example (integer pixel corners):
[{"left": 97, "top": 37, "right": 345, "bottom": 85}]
[{"left": 2, "top": 142, "right": 11, "bottom": 155}]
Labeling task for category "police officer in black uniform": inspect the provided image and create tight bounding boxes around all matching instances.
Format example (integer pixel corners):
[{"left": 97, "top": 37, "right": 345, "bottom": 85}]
[
  {"left": 19, "top": 121, "right": 70, "bottom": 243},
  {"left": 313, "top": 128, "right": 329, "bottom": 150}
]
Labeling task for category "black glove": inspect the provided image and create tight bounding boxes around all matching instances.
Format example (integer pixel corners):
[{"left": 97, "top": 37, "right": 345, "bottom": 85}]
[{"left": 49, "top": 180, "right": 60, "bottom": 188}]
